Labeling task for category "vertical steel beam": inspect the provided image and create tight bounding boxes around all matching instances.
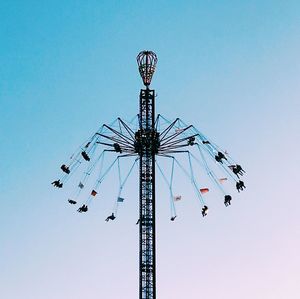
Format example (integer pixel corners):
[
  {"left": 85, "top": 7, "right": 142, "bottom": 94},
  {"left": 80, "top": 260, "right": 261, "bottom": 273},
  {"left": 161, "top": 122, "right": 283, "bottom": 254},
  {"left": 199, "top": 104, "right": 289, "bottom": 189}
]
[{"left": 139, "top": 87, "right": 156, "bottom": 299}]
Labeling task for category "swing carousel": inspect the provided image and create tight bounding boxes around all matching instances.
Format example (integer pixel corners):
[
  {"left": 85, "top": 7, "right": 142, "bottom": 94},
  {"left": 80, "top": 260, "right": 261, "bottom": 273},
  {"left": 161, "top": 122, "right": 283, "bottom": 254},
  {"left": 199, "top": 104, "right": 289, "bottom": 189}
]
[
  {"left": 52, "top": 51, "right": 246, "bottom": 299},
  {"left": 52, "top": 115, "right": 245, "bottom": 216}
]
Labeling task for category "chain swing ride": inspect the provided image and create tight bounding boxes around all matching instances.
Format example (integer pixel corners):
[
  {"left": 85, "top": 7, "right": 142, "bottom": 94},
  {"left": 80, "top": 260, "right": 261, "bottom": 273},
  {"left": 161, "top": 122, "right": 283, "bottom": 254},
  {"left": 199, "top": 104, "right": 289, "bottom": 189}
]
[{"left": 52, "top": 51, "right": 246, "bottom": 299}]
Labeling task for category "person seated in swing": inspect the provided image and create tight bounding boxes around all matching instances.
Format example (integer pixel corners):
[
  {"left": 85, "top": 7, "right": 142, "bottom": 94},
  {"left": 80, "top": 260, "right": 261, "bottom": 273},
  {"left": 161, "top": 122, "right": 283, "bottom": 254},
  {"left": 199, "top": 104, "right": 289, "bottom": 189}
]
[
  {"left": 61, "top": 164, "right": 70, "bottom": 174},
  {"left": 215, "top": 155, "right": 222, "bottom": 163},
  {"left": 77, "top": 204, "right": 88, "bottom": 213},
  {"left": 170, "top": 216, "right": 177, "bottom": 221},
  {"left": 236, "top": 180, "right": 246, "bottom": 192},
  {"left": 224, "top": 195, "right": 232, "bottom": 206},
  {"left": 231, "top": 164, "right": 244, "bottom": 177},
  {"left": 51, "top": 179, "right": 63, "bottom": 188},
  {"left": 232, "top": 167, "right": 241, "bottom": 178},
  {"left": 215, "top": 151, "right": 227, "bottom": 163},
  {"left": 105, "top": 213, "right": 116, "bottom": 222},
  {"left": 68, "top": 199, "right": 77, "bottom": 205},
  {"left": 218, "top": 151, "right": 227, "bottom": 160},
  {"left": 187, "top": 136, "right": 196, "bottom": 146},
  {"left": 81, "top": 151, "right": 90, "bottom": 161},
  {"left": 236, "top": 164, "right": 245, "bottom": 175},
  {"left": 113, "top": 143, "right": 122, "bottom": 153},
  {"left": 202, "top": 205, "right": 208, "bottom": 217},
  {"left": 239, "top": 180, "right": 245, "bottom": 189}
]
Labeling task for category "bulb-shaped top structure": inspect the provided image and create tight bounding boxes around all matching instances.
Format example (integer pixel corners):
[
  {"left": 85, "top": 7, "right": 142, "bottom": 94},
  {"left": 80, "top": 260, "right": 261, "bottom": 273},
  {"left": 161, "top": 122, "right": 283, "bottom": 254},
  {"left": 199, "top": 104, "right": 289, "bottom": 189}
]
[{"left": 137, "top": 51, "right": 158, "bottom": 86}]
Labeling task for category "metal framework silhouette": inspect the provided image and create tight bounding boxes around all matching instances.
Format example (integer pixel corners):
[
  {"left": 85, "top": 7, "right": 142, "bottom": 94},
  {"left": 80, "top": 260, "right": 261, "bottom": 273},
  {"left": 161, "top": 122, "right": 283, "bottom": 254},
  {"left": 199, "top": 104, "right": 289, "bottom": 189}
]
[{"left": 53, "top": 50, "right": 246, "bottom": 299}]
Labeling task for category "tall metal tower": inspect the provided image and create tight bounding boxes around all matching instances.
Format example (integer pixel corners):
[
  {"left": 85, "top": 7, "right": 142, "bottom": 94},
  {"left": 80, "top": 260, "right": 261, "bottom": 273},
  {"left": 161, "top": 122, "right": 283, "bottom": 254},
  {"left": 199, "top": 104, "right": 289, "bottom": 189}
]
[
  {"left": 136, "top": 51, "right": 158, "bottom": 299},
  {"left": 53, "top": 50, "right": 246, "bottom": 299}
]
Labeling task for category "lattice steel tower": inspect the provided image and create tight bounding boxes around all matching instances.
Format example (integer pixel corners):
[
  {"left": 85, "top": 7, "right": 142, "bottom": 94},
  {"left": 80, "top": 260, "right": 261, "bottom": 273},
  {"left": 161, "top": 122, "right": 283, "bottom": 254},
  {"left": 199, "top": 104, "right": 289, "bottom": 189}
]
[
  {"left": 136, "top": 51, "right": 158, "bottom": 299},
  {"left": 53, "top": 50, "right": 246, "bottom": 299}
]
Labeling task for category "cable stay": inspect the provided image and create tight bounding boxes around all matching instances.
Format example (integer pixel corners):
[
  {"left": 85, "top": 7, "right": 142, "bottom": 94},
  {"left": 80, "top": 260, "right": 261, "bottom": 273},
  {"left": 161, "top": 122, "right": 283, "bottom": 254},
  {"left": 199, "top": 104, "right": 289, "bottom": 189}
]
[
  {"left": 129, "top": 114, "right": 139, "bottom": 124},
  {"left": 68, "top": 129, "right": 102, "bottom": 162},
  {"left": 113, "top": 157, "right": 139, "bottom": 216},
  {"left": 83, "top": 155, "right": 119, "bottom": 206},
  {"left": 155, "top": 116, "right": 200, "bottom": 153},
  {"left": 156, "top": 159, "right": 177, "bottom": 220},
  {"left": 83, "top": 154, "right": 137, "bottom": 208},
  {"left": 159, "top": 115, "right": 191, "bottom": 137},
  {"left": 156, "top": 114, "right": 177, "bottom": 133},
  {"left": 158, "top": 117, "right": 180, "bottom": 142},
  {"left": 188, "top": 124, "right": 239, "bottom": 167},
  {"left": 129, "top": 114, "right": 140, "bottom": 133},
  {"left": 173, "top": 128, "right": 241, "bottom": 181},
  {"left": 96, "top": 135, "right": 135, "bottom": 154},
  {"left": 62, "top": 125, "right": 109, "bottom": 182},
  {"left": 193, "top": 145, "right": 226, "bottom": 196},
  {"left": 58, "top": 156, "right": 84, "bottom": 186},
  {"left": 97, "top": 133, "right": 133, "bottom": 147},
  {"left": 160, "top": 125, "right": 193, "bottom": 146},
  {"left": 102, "top": 125, "right": 135, "bottom": 145},
  {"left": 55, "top": 113, "right": 245, "bottom": 216},
  {"left": 160, "top": 153, "right": 206, "bottom": 207},
  {"left": 68, "top": 150, "right": 107, "bottom": 204},
  {"left": 99, "top": 118, "right": 119, "bottom": 133},
  {"left": 169, "top": 157, "right": 176, "bottom": 220},
  {"left": 194, "top": 137, "right": 240, "bottom": 182},
  {"left": 61, "top": 131, "right": 103, "bottom": 184},
  {"left": 192, "top": 125, "right": 238, "bottom": 164},
  {"left": 174, "top": 119, "right": 223, "bottom": 157},
  {"left": 187, "top": 152, "right": 206, "bottom": 206},
  {"left": 118, "top": 117, "right": 136, "bottom": 140},
  {"left": 198, "top": 145, "right": 237, "bottom": 182},
  {"left": 154, "top": 114, "right": 161, "bottom": 131}
]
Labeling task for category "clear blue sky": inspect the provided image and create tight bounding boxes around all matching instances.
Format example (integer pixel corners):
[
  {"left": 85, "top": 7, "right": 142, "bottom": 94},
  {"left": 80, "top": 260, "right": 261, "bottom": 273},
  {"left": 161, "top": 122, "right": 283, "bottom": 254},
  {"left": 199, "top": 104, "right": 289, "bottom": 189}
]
[{"left": 1, "top": 1, "right": 300, "bottom": 298}]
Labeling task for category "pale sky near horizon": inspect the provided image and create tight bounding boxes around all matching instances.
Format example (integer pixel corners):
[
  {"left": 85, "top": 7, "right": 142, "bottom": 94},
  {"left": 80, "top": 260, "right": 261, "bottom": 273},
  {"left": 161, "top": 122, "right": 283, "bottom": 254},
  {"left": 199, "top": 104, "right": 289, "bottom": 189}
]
[{"left": 1, "top": 1, "right": 300, "bottom": 298}]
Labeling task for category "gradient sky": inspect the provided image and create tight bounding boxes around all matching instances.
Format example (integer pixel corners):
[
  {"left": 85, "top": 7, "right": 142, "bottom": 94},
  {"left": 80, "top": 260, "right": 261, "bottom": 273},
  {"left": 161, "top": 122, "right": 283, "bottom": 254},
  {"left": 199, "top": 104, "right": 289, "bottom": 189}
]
[{"left": 1, "top": 1, "right": 300, "bottom": 298}]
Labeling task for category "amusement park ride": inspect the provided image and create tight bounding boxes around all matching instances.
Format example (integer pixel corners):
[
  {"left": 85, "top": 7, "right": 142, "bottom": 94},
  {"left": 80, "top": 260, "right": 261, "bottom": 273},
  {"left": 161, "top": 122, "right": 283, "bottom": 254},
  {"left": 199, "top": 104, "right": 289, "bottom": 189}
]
[{"left": 52, "top": 51, "right": 246, "bottom": 299}]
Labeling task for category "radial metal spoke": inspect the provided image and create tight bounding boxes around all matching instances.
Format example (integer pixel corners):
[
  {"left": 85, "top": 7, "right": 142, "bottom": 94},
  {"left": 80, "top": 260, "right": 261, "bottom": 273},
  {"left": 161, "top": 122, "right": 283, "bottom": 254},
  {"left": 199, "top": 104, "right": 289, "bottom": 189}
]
[
  {"left": 102, "top": 125, "right": 135, "bottom": 145},
  {"left": 159, "top": 125, "right": 193, "bottom": 145}
]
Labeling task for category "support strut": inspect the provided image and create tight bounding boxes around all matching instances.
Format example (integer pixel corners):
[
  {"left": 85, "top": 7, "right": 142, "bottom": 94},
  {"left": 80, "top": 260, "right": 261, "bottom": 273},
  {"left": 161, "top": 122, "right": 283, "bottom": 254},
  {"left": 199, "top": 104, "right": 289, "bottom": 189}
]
[{"left": 138, "top": 88, "right": 156, "bottom": 299}]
